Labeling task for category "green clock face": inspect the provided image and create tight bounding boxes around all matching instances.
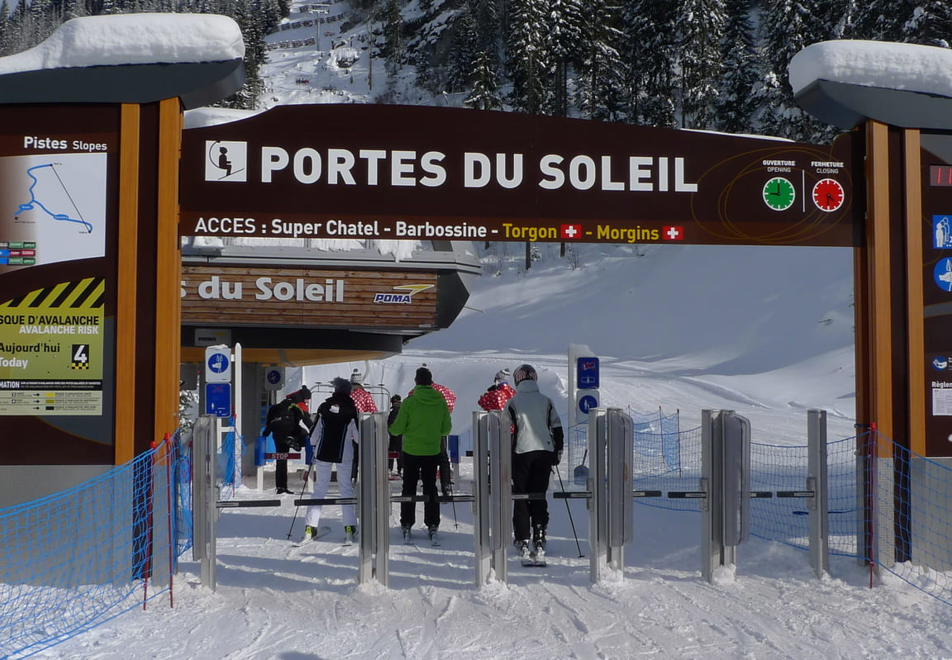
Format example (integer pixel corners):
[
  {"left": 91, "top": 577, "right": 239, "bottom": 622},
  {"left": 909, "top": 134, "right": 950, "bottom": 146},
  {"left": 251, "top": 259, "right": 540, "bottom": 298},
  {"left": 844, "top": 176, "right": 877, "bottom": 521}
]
[{"left": 763, "top": 176, "right": 795, "bottom": 211}]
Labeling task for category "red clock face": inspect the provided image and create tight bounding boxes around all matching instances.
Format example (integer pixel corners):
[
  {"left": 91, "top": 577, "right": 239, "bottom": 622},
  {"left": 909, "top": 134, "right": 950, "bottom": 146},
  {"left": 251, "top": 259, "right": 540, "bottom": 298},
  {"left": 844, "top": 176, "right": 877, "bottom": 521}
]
[{"left": 812, "top": 178, "right": 844, "bottom": 212}]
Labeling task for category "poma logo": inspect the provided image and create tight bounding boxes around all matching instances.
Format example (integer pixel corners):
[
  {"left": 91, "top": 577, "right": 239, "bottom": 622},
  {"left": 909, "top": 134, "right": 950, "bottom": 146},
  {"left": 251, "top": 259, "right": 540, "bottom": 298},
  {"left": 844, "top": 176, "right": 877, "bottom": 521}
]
[{"left": 373, "top": 284, "right": 434, "bottom": 304}]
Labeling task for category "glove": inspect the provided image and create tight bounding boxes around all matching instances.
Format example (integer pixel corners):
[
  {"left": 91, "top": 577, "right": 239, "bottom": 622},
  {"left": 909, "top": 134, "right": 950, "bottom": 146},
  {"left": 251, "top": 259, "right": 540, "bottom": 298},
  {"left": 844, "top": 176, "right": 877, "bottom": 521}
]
[
  {"left": 289, "top": 439, "right": 302, "bottom": 451},
  {"left": 551, "top": 450, "right": 562, "bottom": 466}
]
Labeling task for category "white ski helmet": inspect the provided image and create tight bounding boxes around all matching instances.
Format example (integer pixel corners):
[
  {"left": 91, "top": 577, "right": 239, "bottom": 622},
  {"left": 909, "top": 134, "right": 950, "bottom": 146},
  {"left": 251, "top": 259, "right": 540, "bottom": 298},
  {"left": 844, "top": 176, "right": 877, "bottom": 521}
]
[{"left": 513, "top": 364, "right": 537, "bottom": 385}]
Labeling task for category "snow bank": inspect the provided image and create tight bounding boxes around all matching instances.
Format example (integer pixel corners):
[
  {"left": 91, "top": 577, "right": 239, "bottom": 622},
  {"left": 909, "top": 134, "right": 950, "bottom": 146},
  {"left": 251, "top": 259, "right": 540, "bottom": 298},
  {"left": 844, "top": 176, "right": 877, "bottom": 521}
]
[
  {"left": 0, "top": 14, "right": 243, "bottom": 74},
  {"left": 789, "top": 40, "right": 952, "bottom": 98}
]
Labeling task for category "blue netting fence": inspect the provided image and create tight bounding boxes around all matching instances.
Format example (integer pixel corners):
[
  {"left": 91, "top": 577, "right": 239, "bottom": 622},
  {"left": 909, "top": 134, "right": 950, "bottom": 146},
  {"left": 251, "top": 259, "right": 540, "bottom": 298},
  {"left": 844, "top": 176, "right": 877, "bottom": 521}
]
[
  {"left": 568, "top": 407, "right": 686, "bottom": 491},
  {"left": 863, "top": 430, "right": 952, "bottom": 606},
  {"left": 0, "top": 431, "right": 193, "bottom": 659}
]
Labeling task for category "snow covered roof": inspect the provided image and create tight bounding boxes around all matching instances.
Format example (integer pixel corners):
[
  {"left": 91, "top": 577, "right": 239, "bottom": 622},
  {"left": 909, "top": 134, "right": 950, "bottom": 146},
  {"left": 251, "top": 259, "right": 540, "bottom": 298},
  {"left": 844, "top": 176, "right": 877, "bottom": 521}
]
[
  {"left": 0, "top": 14, "right": 245, "bottom": 108},
  {"left": 790, "top": 40, "right": 952, "bottom": 130}
]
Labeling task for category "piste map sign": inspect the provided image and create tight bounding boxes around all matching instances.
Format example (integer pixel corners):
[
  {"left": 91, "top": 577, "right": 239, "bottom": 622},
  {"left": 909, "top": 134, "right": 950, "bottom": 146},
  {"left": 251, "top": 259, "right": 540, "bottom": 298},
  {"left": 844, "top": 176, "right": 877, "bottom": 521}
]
[{"left": 180, "top": 105, "right": 862, "bottom": 247}]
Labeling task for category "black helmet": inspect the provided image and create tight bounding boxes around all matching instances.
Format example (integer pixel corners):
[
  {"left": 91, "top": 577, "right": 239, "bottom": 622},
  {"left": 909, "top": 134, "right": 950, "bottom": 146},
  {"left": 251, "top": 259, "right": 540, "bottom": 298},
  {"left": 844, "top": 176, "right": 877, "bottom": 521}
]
[
  {"left": 332, "top": 377, "right": 352, "bottom": 395},
  {"left": 513, "top": 364, "right": 537, "bottom": 384}
]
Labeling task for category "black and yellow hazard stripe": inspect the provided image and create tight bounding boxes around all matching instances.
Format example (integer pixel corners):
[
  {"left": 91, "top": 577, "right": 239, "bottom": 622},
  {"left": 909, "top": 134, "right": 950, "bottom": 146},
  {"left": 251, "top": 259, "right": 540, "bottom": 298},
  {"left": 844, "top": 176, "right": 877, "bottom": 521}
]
[{"left": 0, "top": 277, "right": 105, "bottom": 310}]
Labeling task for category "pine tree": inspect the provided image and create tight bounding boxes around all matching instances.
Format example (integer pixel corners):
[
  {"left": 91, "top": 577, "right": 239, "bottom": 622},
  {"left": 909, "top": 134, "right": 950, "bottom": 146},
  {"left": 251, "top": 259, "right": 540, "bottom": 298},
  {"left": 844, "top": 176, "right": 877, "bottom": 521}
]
[
  {"left": 759, "top": 0, "right": 833, "bottom": 142},
  {"left": 677, "top": 0, "right": 725, "bottom": 129},
  {"left": 506, "top": 0, "right": 548, "bottom": 114},
  {"left": 902, "top": 1, "right": 952, "bottom": 48},
  {"left": 713, "top": 0, "right": 758, "bottom": 134},
  {"left": 447, "top": 5, "right": 479, "bottom": 93},
  {"left": 853, "top": 0, "right": 918, "bottom": 41},
  {"left": 545, "top": 0, "right": 583, "bottom": 117},
  {"left": 0, "top": 0, "right": 9, "bottom": 56},
  {"left": 620, "top": 0, "right": 678, "bottom": 127},
  {"left": 220, "top": 0, "right": 266, "bottom": 109},
  {"left": 464, "top": 50, "right": 502, "bottom": 110},
  {"left": 382, "top": 0, "right": 402, "bottom": 68},
  {"left": 575, "top": 0, "right": 623, "bottom": 121},
  {"left": 470, "top": 0, "right": 500, "bottom": 70}
]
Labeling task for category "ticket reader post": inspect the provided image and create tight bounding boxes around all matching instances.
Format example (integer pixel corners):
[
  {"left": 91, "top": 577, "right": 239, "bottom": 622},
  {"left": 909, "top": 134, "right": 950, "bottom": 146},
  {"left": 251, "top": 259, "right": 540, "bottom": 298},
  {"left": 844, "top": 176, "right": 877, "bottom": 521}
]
[
  {"left": 701, "top": 409, "right": 751, "bottom": 583},
  {"left": 358, "top": 412, "right": 390, "bottom": 586},
  {"left": 474, "top": 409, "right": 512, "bottom": 585},
  {"left": 588, "top": 408, "right": 633, "bottom": 582}
]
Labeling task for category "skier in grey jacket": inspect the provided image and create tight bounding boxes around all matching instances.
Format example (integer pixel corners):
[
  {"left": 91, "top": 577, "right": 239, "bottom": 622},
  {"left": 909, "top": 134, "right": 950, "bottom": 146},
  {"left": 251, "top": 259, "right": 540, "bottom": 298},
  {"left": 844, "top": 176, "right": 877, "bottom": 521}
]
[{"left": 506, "top": 364, "right": 563, "bottom": 558}]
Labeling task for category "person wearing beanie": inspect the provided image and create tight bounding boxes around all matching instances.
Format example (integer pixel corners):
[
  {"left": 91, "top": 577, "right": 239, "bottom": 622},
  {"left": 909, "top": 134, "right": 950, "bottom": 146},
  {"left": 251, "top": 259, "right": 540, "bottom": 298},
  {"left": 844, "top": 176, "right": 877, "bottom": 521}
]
[
  {"left": 347, "top": 369, "right": 376, "bottom": 484},
  {"left": 264, "top": 386, "right": 312, "bottom": 495},
  {"left": 506, "top": 364, "right": 563, "bottom": 561},
  {"left": 478, "top": 368, "right": 516, "bottom": 411},
  {"left": 389, "top": 366, "right": 451, "bottom": 543},
  {"left": 303, "top": 376, "right": 360, "bottom": 544},
  {"left": 387, "top": 394, "right": 403, "bottom": 478},
  {"left": 406, "top": 366, "right": 457, "bottom": 495}
]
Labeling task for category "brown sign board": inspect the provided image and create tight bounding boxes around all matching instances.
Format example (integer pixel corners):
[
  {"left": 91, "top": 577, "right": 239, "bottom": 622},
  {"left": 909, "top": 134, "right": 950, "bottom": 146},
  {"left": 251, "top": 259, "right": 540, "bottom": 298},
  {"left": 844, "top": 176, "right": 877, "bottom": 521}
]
[
  {"left": 0, "top": 104, "right": 119, "bottom": 463},
  {"left": 181, "top": 265, "right": 438, "bottom": 330},
  {"left": 920, "top": 133, "right": 952, "bottom": 456},
  {"left": 180, "top": 105, "right": 863, "bottom": 247}
]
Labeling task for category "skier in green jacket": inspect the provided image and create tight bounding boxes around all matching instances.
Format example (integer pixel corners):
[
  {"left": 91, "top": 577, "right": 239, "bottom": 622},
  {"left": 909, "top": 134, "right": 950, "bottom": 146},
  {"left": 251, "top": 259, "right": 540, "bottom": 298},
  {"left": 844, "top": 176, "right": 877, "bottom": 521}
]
[{"left": 389, "top": 366, "right": 452, "bottom": 543}]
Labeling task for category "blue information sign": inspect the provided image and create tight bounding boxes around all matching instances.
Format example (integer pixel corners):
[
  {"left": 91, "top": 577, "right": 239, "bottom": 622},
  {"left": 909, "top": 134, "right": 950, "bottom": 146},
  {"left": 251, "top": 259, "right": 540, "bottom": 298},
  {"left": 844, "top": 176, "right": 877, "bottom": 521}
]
[
  {"left": 205, "top": 382, "right": 231, "bottom": 417},
  {"left": 577, "top": 357, "right": 599, "bottom": 389},
  {"left": 579, "top": 394, "right": 599, "bottom": 414}
]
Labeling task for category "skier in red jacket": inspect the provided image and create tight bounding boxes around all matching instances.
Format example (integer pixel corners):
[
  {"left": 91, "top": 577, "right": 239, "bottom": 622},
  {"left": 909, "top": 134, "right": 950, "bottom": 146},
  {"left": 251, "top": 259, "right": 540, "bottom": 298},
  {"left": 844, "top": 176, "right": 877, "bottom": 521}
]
[{"left": 477, "top": 369, "right": 516, "bottom": 411}]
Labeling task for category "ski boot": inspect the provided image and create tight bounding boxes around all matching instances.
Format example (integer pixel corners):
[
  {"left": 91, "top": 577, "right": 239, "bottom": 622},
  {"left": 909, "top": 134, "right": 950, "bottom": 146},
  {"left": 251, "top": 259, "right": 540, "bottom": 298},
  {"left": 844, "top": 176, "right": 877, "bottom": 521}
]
[
  {"left": 514, "top": 538, "right": 531, "bottom": 559},
  {"left": 532, "top": 524, "right": 547, "bottom": 559}
]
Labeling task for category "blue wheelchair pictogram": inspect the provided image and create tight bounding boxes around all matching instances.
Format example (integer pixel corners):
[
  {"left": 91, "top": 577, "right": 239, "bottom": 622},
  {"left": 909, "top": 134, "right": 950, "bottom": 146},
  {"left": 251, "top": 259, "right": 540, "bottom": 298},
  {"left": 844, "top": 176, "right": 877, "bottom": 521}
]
[{"left": 267, "top": 369, "right": 281, "bottom": 384}]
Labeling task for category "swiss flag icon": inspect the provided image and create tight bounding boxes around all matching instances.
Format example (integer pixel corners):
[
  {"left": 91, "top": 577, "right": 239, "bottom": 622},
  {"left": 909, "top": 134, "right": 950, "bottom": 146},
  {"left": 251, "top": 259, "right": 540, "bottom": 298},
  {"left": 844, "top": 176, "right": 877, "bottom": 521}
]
[
  {"left": 560, "top": 224, "right": 582, "bottom": 240},
  {"left": 662, "top": 226, "right": 684, "bottom": 241}
]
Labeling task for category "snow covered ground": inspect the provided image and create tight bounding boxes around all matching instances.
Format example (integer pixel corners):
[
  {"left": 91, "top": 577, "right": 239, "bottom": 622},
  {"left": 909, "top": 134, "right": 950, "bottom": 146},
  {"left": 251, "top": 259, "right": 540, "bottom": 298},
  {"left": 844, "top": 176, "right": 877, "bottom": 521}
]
[{"left": 35, "top": 242, "right": 952, "bottom": 658}]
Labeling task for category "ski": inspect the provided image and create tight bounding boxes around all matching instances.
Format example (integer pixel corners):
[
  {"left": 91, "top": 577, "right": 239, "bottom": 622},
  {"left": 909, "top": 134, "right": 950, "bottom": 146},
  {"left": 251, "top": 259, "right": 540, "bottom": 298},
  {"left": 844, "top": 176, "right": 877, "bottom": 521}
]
[{"left": 522, "top": 550, "right": 547, "bottom": 567}]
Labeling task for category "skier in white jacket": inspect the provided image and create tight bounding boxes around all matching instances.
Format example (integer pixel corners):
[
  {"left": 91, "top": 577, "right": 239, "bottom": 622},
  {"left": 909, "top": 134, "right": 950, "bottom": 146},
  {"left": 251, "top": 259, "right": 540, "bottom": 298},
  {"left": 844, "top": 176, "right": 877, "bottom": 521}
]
[{"left": 506, "top": 364, "right": 563, "bottom": 558}]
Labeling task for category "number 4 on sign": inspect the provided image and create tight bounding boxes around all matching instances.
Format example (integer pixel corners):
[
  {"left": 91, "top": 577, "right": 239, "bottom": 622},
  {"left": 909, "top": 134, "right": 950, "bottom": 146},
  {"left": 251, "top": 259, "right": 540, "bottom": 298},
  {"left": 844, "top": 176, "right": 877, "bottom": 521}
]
[{"left": 71, "top": 344, "right": 90, "bottom": 370}]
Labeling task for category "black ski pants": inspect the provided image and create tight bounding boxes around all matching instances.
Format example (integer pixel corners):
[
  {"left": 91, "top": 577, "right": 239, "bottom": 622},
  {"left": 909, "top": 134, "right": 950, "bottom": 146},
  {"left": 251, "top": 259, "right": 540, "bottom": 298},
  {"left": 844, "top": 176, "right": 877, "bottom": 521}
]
[
  {"left": 273, "top": 435, "right": 290, "bottom": 490},
  {"left": 512, "top": 450, "right": 552, "bottom": 541},
  {"left": 400, "top": 453, "right": 441, "bottom": 530}
]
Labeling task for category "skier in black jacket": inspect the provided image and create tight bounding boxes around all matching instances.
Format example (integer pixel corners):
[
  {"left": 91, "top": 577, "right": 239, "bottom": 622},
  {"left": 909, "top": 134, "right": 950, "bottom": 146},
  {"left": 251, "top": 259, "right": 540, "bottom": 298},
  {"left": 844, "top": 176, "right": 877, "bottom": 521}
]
[
  {"left": 303, "top": 377, "right": 360, "bottom": 543},
  {"left": 264, "top": 385, "right": 311, "bottom": 495}
]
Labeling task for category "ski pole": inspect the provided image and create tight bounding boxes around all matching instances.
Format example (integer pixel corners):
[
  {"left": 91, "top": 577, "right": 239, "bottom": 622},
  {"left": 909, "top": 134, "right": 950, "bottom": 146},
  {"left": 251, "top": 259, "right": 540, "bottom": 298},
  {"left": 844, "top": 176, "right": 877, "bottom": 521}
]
[
  {"left": 450, "top": 491, "right": 458, "bottom": 530},
  {"left": 286, "top": 460, "right": 314, "bottom": 539},
  {"left": 554, "top": 464, "right": 583, "bottom": 558}
]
